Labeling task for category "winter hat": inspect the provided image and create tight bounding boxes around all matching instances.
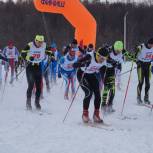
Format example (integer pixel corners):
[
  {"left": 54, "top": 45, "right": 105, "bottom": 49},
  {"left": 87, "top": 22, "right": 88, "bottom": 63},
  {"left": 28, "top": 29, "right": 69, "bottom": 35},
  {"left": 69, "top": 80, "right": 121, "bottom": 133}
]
[
  {"left": 35, "top": 35, "right": 44, "bottom": 42},
  {"left": 97, "top": 47, "right": 109, "bottom": 57},
  {"left": 114, "top": 41, "right": 124, "bottom": 51},
  {"left": 51, "top": 42, "right": 57, "bottom": 48},
  {"left": 147, "top": 38, "right": 153, "bottom": 44},
  {"left": 88, "top": 43, "right": 94, "bottom": 49}
]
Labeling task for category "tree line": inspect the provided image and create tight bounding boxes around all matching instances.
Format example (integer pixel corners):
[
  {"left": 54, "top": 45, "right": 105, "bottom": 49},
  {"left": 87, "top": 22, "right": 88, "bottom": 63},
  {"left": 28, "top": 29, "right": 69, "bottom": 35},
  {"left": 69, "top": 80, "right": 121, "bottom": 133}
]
[{"left": 0, "top": 0, "right": 153, "bottom": 51}]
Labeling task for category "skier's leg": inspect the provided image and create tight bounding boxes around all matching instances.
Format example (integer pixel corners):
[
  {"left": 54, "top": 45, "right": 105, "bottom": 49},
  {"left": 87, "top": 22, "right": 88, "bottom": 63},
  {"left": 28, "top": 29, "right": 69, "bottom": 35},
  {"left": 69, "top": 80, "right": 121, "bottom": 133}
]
[
  {"left": 26, "top": 65, "right": 35, "bottom": 109},
  {"left": 10, "top": 58, "right": 15, "bottom": 84},
  {"left": 70, "top": 74, "right": 76, "bottom": 98},
  {"left": 0, "top": 63, "right": 2, "bottom": 87},
  {"left": 53, "top": 62, "right": 57, "bottom": 83},
  {"left": 91, "top": 75, "right": 103, "bottom": 123},
  {"left": 144, "top": 64, "right": 151, "bottom": 104},
  {"left": 62, "top": 73, "right": 70, "bottom": 100},
  {"left": 77, "top": 69, "right": 92, "bottom": 122},
  {"left": 34, "top": 66, "right": 42, "bottom": 110},
  {"left": 137, "top": 66, "right": 144, "bottom": 104},
  {"left": 107, "top": 79, "right": 115, "bottom": 112}
]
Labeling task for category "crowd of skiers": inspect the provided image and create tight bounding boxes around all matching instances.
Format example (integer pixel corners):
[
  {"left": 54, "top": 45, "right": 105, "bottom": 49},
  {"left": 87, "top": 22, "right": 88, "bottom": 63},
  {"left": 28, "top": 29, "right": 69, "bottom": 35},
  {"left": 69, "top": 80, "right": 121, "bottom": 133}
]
[{"left": 0, "top": 35, "right": 153, "bottom": 123}]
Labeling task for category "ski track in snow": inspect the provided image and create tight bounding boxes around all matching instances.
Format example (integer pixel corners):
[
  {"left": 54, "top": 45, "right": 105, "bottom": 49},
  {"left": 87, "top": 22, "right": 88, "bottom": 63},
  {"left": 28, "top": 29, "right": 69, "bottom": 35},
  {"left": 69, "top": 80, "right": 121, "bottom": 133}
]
[{"left": 0, "top": 62, "right": 153, "bottom": 153}]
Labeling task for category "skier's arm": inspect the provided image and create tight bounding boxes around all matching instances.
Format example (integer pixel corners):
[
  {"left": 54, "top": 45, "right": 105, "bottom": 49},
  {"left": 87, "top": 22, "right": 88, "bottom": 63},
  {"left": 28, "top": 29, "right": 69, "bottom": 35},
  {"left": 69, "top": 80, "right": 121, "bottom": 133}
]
[
  {"left": 0, "top": 53, "right": 8, "bottom": 62},
  {"left": 73, "top": 54, "right": 91, "bottom": 68},
  {"left": 122, "top": 49, "right": 136, "bottom": 61},
  {"left": 45, "top": 47, "right": 55, "bottom": 61},
  {"left": 21, "top": 44, "right": 31, "bottom": 60}
]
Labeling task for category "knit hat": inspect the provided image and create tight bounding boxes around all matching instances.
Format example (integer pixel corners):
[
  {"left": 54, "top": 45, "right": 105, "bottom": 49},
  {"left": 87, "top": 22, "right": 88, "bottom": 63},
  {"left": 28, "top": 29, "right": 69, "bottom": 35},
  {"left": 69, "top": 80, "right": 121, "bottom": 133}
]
[
  {"left": 114, "top": 41, "right": 124, "bottom": 51},
  {"left": 97, "top": 47, "right": 109, "bottom": 57},
  {"left": 147, "top": 38, "right": 153, "bottom": 44}
]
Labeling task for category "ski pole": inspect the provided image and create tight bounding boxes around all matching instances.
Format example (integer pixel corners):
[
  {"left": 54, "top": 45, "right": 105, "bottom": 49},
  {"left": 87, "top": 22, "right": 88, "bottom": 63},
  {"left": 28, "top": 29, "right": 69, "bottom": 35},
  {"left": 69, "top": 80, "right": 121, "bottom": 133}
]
[
  {"left": 63, "top": 69, "right": 86, "bottom": 123},
  {"left": 121, "top": 61, "right": 134, "bottom": 115},
  {"left": 120, "top": 66, "right": 136, "bottom": 76}
]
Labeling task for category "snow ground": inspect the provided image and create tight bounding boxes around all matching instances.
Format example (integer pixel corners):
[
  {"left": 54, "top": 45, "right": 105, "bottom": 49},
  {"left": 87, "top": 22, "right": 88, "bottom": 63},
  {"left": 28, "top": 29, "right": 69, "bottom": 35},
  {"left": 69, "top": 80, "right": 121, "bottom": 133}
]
[{"left": 0, "top": 62, "right": 153, "bottom": 153}]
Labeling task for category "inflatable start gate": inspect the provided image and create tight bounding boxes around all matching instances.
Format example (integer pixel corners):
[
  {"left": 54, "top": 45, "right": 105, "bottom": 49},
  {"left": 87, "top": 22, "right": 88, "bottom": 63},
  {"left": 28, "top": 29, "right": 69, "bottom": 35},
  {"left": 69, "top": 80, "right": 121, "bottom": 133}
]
[{"left": 34, "top": 0, "right": 97, "bottom": 46}]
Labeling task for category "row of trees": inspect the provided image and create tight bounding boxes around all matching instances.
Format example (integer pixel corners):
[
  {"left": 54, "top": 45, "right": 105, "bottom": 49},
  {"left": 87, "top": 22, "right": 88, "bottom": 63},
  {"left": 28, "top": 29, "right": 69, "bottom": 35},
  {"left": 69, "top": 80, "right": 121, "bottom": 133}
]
[{"left": 0, "top": 0, "right": 153, "bottom": 51}]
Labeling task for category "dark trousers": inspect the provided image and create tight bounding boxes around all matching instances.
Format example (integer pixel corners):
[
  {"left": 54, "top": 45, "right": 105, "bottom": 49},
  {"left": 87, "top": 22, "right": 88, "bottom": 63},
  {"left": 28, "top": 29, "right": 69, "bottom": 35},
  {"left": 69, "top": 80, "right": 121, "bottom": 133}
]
[
  {"left": 77, "top": 69, "right": 101, "bottom": 110},
  {"left": 26, "top": 64, "right": 42, "bottom": 100},
  {"left": 137, "top": 61, "right": 151, "bottom": 99},
  {"left": 102, "top": 76, "right": 115, "bottom": 106}
]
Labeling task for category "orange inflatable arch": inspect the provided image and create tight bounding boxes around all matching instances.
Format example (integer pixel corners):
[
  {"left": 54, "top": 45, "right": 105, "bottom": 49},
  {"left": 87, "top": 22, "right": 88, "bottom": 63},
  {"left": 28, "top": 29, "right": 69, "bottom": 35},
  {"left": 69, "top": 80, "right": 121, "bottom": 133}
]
[{"left": 33, "top": 0, "right": 97, "bottom": 46}]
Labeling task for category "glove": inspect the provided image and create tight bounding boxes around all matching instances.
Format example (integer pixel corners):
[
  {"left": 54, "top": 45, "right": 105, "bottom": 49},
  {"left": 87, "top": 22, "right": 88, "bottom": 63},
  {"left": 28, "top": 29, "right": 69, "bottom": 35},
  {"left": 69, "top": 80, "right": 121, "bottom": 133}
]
[
  {"left": 73, "top": 62, "right": 82, "bottom": 68},
  {"left": 29, "top": 56, "right": 34, "bottom": 61}
]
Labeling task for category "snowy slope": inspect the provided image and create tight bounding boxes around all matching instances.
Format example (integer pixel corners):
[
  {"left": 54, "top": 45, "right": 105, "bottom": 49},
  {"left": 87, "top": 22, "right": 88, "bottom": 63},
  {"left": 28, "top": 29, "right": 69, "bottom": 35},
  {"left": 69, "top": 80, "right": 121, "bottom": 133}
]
[{"left": 0, "top": 62, "right": 153, "bottom": 153}]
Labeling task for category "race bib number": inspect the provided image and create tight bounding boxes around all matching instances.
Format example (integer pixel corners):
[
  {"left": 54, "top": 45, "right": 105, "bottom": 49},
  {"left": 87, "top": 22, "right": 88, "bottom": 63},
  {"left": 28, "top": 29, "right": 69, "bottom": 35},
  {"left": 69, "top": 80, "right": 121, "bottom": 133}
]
[
  {"left": 145, "top": 53, "right": 153, "bottom": 60},
  {"left": 31, "top": 51, "right": 41, "bottom": 61}
]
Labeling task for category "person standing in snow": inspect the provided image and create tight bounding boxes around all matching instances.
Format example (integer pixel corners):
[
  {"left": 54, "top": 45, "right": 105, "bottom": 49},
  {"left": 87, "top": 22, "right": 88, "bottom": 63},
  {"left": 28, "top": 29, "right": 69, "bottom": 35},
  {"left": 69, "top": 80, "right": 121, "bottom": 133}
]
[
  {"left": 3, "top": 41, "right": 19, "bottom": 84},
  {"left": 60, "top": 47, "right": 78, "bottom": 100},
  {"left": 49, "top": 42, "right": 61, "bottom": 84},
  {"left": 135, "top": 38, "right": 153, "bottom": 104},
  {"left": 73, "top": 47, "right": 109, "bottom": 123},
  {"left": 100, "top": 41, "right": 135, "bottom": 113},
  {"left": 21, "top": 35, "right": 54, "bottom": 110},
  {"left": 0, "top": 49, "right": 8, "bottom": 87}
]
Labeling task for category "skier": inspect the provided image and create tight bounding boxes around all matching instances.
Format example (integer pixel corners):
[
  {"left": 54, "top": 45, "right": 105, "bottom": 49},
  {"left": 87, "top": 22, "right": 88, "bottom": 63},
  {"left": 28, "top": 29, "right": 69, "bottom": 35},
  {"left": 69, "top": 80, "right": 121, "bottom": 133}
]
[
  {"left": 135, "top": 38, "right": 153, "bottom": 104},
  {"left": 3, "top": 41, "right": 19, "bottom": 83},
  {"left": 101, "top": 41, "right": 134, "bottom": 113},
  {"left": 73, "top": 47, "right": 109, "bottom": 123},
  {"left": 40, "top": 53, "right": 51, "bottom": 98},
  {"left": 21, "top": 35, "right": 54, "bottom": 110},
  {"left": 60, "top": 47, "right": 78, "bottom": 100},
  {"left": 49, "top": 42, "right": 61, "bottom": 83},
  {"left": 0, "top": 49, "right": 8, "bottom": 87}
]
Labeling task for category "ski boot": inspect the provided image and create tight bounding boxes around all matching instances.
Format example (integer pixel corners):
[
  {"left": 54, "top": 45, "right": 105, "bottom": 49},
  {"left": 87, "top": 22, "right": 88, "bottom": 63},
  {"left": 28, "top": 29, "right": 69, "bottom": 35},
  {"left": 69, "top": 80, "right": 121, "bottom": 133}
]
[
  {"left": 26, "top": 98, "right": 32, "bottom": 110},
  {"left": 46, "top": 83, "right": 50, "bottom": 92},
  {"left": 101, "top": 103, "right": 107, "bottom": 114},
  {"left": 93, "top": 109, "right": 103, "bottom": 123},
  {"left": 137, "top": 96, "right": 143, "bottom": 105},
  {"left": 144, "top": 95, "right": 151, "bottom": 105},
  {"left": 107, "top": 105, "right": 115, "bottom": 113},
  {"left": 82, "top": 110, "right": 90, "bottom": 123},
  {"left": 64, "top": 93, "right": 69, "bottom": 100},
  {"left": 35, "top": 98, "right": 41, "bottom": 110},
  {"left": 9, "top": 77, "right": 13, "bottom": 84}
]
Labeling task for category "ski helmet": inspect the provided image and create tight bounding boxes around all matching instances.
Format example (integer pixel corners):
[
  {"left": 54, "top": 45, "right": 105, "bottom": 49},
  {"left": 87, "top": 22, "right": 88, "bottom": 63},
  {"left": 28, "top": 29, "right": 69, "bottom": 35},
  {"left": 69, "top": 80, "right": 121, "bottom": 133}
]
[{"left": 114, "top": 41, "right": 124, "bottom": 52}]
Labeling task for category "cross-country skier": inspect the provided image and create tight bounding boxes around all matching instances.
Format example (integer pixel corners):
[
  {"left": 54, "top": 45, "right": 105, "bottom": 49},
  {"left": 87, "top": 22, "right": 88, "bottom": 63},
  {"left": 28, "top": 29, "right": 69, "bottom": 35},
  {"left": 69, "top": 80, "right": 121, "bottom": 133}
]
[
  {"left": 135, "top": 38, "right": 153, "bottom": 104},
  {"left": 73, "top": 47, "right": 109, "bottom": 123},
  {"left": 0, "top": 49, "right": 8, "bottom": 87},
  {"left": 60, "top": 47, "right": 78, "bottom": 100},
  {"left": 101, "top": 41, "right": 134, "bottom": 113},
  {"left": 49, "top": 42, "right": 61, "bottom": 83},
  {"left": 21, "top": 35, "right": 54, "bottom": 110},
  {"left": 3, "top": 41, "right": 19, "bottom": 84}
]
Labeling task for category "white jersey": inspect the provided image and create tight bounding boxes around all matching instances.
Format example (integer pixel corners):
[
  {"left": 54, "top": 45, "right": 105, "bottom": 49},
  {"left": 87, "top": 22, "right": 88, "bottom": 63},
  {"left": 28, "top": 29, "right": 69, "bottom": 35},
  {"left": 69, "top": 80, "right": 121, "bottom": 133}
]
[
  {"left": 81, "top": 52, "right": 106, "bottom": 74},
  {"left": 106, "top": 51, "right": 123, "bottom": 68},
  {"left": 137, "top": 44, "right": 153, "bottom": 62},
  {"left": 3, "top": 46, "right": 19, "bottom": 61},
  {"left": 61, "top": 55, "right": 78, "bottom": 72},
  {"left": 27, "top": 42, "right": 46, "bottom": 64}
]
